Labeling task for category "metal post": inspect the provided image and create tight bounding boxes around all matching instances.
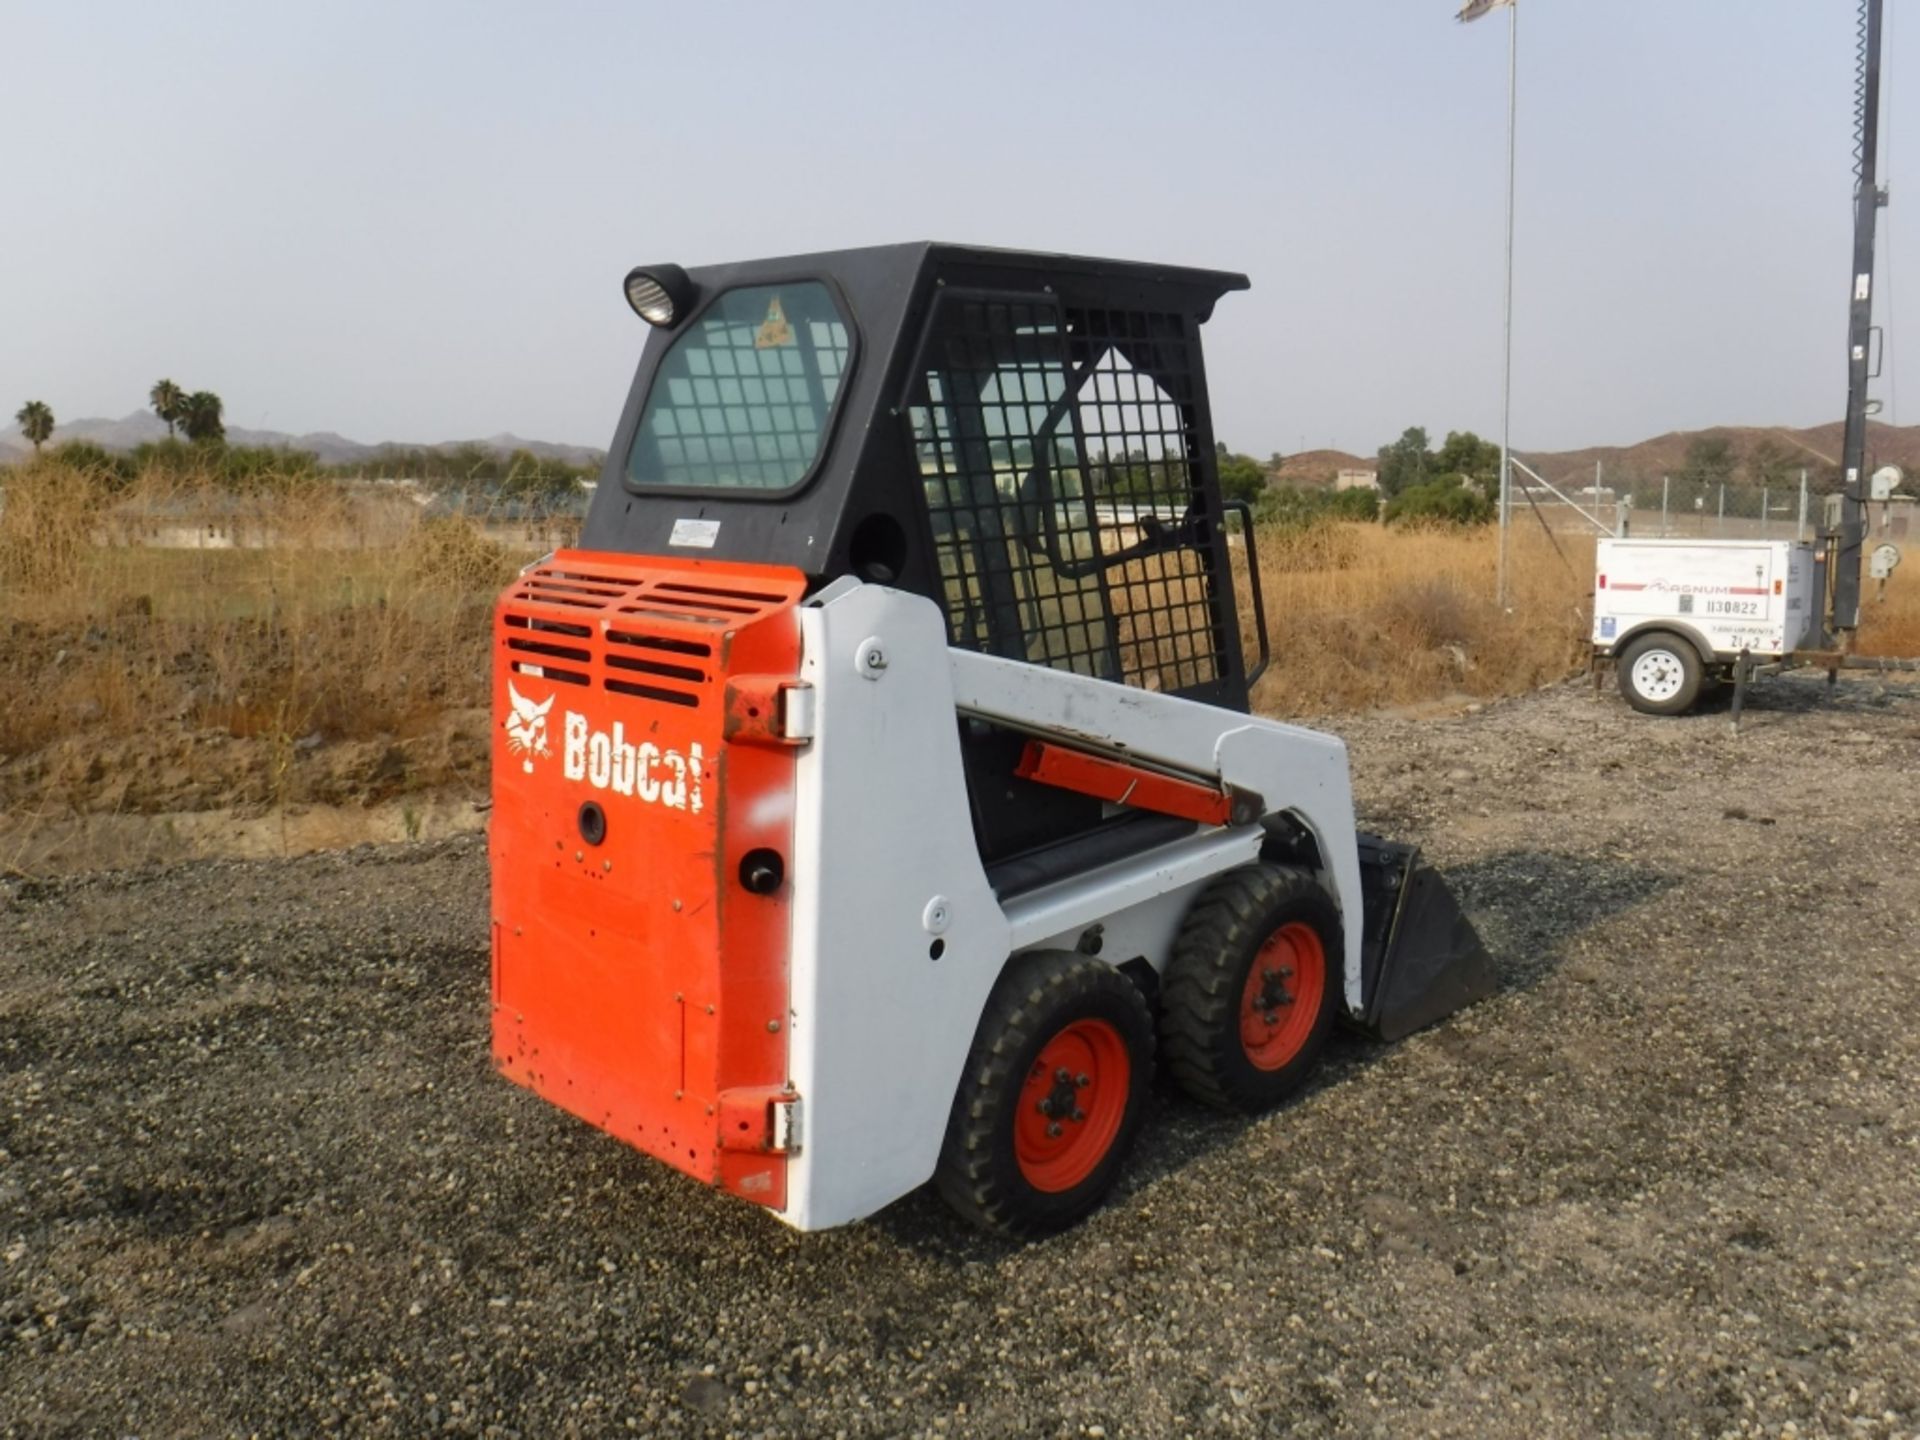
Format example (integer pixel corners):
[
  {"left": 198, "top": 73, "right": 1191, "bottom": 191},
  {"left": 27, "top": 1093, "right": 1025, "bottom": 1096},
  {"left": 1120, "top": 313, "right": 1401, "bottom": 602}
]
[
  {"left": 1718, "top": 482, "right": 1725, "bottom": 534},
  {"left": 1835, "top": 0, "right": 1887, "bottom": 633},
  {"left": 1763, "top": 485, "right": 1770, "bottom": 538},
  {"left": 1662, "top": 474, "right": 1670, "bottom": 535},
  {"left": 1798, "top": 470, "right": 1809, "bottom": 538},
  {"left": 1495, "top": 0, "right": 1519, "bottom": 610}
]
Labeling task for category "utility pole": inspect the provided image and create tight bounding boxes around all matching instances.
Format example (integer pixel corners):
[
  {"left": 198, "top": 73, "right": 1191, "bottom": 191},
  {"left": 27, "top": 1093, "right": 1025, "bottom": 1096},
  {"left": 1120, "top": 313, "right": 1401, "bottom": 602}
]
[
  {"left": 1834, "top": 0, "right": 1888, "bottom": 634},
  {"left": 1497, "top": 0, "right": 1518, "bottom": 608},
  {"left": 1459, "top": 0, "right": 1520, "bottom": 608}
]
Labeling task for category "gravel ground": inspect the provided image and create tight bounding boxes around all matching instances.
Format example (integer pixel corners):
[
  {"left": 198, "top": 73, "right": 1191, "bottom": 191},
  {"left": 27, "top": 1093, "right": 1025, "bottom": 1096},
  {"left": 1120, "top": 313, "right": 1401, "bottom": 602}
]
[{"left": 3, "top": 674, "right": 1918, "bottom": 1439}]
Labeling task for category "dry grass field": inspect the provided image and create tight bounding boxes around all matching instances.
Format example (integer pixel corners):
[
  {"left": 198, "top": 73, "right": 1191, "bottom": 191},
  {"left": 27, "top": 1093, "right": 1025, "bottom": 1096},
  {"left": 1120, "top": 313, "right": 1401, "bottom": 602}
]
[
  {"left": 0, "top": 466, "right": 527, "bottom": 759},
  {"left": 3, "top": 457, "right": 1917, "bottom": 841}
]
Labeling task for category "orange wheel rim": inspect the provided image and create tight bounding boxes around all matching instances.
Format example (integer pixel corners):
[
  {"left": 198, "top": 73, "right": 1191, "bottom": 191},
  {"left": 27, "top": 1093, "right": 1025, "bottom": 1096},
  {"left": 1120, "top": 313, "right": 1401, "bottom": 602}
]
[
  {"left": 1014, "top": 1018, "right": 1131, "bottom": 1193},
  {"left": 1239, "top": 922, "right": 1326, "bottom": 1071}
]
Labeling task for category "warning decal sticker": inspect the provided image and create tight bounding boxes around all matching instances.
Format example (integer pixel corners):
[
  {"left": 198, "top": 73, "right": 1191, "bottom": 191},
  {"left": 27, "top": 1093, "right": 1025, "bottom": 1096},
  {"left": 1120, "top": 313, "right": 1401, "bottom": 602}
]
[{"left": 754, "top": 296, "right": 794, "bottom": 350}]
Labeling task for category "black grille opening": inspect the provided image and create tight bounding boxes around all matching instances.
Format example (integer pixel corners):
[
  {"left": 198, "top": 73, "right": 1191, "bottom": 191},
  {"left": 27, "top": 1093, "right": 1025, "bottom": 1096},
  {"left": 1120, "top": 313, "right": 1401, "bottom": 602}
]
[
  {"left": 629, "top": 592, "right": 761, "bottom": 617},
  {"left": 514, "top": 591, "right": 602, "bottom": 611},
  {"left": 654, "top": 580, "right": 791, "bottom": 604},
  {"left": 605, "top": 652, "right": 707, "bottom": 683},
  {"left": 539, "top": 568, "right": 631, "bottom": 588},
  {"left": 605, "top": 678, "right": 700, "bottom": 707},
  {"left": 504, "top": 612, "right": 593, "bottom": 638},
  {"left": 511, "top": 660, "right": 588, "bottom": 687},
  {"left": 506, "top": 636, "right": 592, "bottom": 663},
  {"left": 606, "top": 630, "right": 712, "bottom": 658}
]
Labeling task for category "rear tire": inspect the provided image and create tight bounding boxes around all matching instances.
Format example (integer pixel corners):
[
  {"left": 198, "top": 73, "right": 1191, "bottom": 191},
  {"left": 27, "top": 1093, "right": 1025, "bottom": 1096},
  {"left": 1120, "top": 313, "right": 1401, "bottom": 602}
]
[
  {"left": 935, "top": 951, "right": 1153, "bottom": 1237},
  {"left": 1616, "top": 632, "right": 1704, "bottom": 715},
  {"left": 1159, "top": 863, "right": 1342, "bottom": 1113}
]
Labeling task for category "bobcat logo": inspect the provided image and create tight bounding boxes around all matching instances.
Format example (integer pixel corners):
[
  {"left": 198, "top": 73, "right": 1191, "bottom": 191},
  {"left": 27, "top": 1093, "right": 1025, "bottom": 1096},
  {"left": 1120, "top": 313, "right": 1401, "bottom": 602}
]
[{"left": 504, "top": 682, "right": 554, "bottom": 773}]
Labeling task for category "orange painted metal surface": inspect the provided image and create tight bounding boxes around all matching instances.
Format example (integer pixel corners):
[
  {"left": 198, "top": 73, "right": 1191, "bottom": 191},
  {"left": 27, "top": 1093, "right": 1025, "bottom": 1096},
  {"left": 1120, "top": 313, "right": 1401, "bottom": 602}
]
[
  {"left": 1014, "top": 739, "right": 1235, "bottom": 827},
  {"left": 489, "top": 550, "right": 807, "bottom": 1210}
]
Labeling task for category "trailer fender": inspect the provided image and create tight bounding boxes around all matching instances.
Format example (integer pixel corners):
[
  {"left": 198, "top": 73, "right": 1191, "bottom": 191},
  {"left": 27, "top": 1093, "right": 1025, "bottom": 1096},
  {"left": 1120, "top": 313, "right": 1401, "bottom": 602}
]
[{"left": 1606, "top": 621, "right": 1717, "bottom": 666}]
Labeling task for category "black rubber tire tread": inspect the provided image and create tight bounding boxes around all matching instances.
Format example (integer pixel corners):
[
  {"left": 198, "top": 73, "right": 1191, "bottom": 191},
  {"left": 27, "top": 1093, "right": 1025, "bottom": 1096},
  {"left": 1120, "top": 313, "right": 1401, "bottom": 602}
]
[
  {"left": 1615, "top": 631, "right": 1704, "bottom": 716},
  {"left": 1159, "top": 862, "right": 1342, "bottom": 1114},
  {"left": 935, "top": 950, "right": 1154, "bottom": 1238}
]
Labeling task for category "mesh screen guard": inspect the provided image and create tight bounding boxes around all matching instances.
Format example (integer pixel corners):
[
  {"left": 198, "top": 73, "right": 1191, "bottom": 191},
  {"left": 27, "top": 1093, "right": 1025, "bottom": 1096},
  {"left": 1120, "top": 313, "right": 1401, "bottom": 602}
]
[{"left": 904, "top": 292, "right": 1232, "bottom": 696}]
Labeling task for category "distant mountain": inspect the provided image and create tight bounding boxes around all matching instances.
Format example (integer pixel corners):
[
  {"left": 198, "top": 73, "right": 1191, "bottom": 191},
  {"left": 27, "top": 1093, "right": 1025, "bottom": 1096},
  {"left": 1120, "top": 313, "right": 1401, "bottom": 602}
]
[
  {"left": 0, "top": 411, "right": 606, "bottom": 469},
  {"left": 9, "top": 409, "right": 1916, "bottom": 488},
  {"left": 1518, "top": 420, "right": 1920, "bottom": 489},
  {"left": 1259, "top": 421, "right": 1920, "bottom": 491}
]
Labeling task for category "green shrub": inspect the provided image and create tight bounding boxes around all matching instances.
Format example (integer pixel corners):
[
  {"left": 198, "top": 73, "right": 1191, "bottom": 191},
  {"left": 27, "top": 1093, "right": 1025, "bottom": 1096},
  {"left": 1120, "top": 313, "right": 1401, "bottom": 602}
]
[
  {"left": 1384, "top": 478, "right": 1495, "bottom": 527},
  {"left": 49, "top": 439, "right": 136, "bottom": 488}
]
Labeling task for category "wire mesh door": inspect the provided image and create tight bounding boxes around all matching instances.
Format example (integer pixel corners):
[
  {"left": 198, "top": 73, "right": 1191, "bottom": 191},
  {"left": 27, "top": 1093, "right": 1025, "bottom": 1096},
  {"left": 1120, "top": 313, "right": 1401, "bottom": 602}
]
[{"left": 903, "top": 290, "right": 1230, "bottom": 696}]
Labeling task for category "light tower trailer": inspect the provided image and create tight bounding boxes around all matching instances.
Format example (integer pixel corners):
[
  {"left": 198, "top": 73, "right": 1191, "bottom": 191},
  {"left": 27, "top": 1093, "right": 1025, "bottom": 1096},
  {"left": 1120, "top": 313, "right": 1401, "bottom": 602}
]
[
  {"left": 1598, "top": 0, "right": 1919, "bottom": 719},
  {"left": 489, "top": 244, "right": 1493, "bottom": 1236},
  {"left": 1594, "top": 536, "right": 1920, "bottom": 720},
  {"left": 1595, "top": 538, "right": 1825, "bottom": 716}
]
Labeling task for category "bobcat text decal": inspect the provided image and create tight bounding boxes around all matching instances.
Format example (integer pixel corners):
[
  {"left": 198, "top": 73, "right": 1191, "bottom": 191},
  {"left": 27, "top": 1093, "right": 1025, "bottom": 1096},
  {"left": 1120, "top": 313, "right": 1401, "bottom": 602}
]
[{"left": 562, "top": 713, "right": 705, "bottom": 813}]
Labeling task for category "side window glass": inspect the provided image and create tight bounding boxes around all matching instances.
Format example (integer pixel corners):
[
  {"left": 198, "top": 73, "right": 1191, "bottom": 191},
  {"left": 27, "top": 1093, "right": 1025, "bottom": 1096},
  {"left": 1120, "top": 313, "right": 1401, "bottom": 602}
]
[{"left": 627, "top": 282, "right": 851, "bottom": 492}]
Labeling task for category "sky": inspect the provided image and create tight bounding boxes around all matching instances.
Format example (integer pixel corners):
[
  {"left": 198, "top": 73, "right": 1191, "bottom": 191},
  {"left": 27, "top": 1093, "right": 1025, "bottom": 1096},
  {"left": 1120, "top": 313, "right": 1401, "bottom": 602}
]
[{"left": 2, "top": 0, "right": 1913, "bottom": 460}]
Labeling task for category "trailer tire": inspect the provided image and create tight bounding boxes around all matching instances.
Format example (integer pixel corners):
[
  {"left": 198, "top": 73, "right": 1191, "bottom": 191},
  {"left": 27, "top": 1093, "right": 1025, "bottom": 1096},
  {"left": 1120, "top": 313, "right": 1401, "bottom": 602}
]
[
  {"left": 1616, "top": 632, "right": 1704, "bottom": 715},
  {"left": 1160, "top": 863, "right": 1341, "bottom": 1113},
  {"left": 935, "top": 951, "right": 1153, "bottom": 1237}
]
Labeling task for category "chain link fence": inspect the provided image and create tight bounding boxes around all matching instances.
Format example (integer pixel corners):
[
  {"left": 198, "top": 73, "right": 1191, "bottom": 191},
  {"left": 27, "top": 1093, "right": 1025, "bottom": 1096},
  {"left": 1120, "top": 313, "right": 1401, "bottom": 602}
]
[{"left": 1514, "top": 468, "right": 1849, "bottom": 541}]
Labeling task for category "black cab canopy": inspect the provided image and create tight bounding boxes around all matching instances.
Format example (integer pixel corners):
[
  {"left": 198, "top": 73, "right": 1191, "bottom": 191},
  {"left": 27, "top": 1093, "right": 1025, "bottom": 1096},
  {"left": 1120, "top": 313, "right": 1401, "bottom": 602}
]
[{"left": 583, "top": 241, "right": 1253, "bottom": 710}]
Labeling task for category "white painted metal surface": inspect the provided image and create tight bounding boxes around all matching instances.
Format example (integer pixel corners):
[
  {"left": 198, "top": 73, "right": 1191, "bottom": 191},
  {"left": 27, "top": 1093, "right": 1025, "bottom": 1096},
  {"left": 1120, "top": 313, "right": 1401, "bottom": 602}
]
[
  {"left": 779, "top": 582, "right": 1369, "bottom": 1231},
  {"left": 782, "top": 584, "right": 1010, "bottom": 1231},
  {"left": 950, "top": 649, "right": 1365, "bottom": 1003},
  {"left": 1594, "top": 539, "right": 1820, "bottom": 661}
]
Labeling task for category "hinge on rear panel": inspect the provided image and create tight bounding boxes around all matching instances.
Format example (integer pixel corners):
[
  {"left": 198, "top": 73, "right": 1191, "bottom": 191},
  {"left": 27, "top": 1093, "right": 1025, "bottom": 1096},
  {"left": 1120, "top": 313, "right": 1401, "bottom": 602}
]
[
  {"left": 718, "top": 1087, "right": 802, "bottom": 1154},
  {"left": 772, "top": 1097, "right": 802, "bottom": 1155},
  {"left": 723, "top": 677, "right": 815, "bottom": 746}
]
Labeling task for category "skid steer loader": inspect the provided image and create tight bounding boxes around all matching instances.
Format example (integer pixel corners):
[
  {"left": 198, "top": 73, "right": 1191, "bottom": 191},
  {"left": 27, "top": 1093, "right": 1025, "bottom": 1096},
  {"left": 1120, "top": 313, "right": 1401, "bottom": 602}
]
[{"left": 489, "top": 243, "right": 1493, "bottom": 1235}]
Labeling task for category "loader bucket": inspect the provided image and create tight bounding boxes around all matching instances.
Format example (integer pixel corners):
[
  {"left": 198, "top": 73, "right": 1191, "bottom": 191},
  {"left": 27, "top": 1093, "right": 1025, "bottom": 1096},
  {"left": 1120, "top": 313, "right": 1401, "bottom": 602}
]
[{"left": 1352, "top": 834, "right": 1496, "bottom": 1042}]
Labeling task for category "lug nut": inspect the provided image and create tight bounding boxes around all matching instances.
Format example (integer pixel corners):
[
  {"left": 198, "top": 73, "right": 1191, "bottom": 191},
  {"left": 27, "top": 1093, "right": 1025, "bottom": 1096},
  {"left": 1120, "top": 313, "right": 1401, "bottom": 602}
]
[
  {"left": 1070, "top": 1108, "right": 1085, "bottom": 1123},
  {"left": 1074, "top": 1073, "right": 1090, "bottom": 1088},
  {"left": 1046, "top": 1123, "right": 1063, "bottom": 1138},
  {"left": 1037, "top": 1099, "right": 1053, "bottom": 1116},
  {"left": 1055, "top": 1067, "right": 1071, "bottom": 1084}
]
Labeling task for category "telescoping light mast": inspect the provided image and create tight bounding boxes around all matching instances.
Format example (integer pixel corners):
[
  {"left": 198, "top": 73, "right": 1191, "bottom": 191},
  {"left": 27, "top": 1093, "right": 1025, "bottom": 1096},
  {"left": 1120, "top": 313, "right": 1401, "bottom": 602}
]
[{"left": 1832, "top": 0, "right": 1889, "bottom": 636}]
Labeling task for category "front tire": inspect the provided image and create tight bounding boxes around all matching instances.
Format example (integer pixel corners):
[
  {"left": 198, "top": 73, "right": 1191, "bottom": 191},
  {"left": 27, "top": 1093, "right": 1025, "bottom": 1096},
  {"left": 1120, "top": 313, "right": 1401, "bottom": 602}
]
[
  {"left": 935, "top": 951, "right": 1153, "bottom": 1237},
  {"left": 1159, "top": 863, "right": 1342, "bottom": 1113},
  {"left": 1616, "top": 632, "right": 1704, "bottom": 715}
]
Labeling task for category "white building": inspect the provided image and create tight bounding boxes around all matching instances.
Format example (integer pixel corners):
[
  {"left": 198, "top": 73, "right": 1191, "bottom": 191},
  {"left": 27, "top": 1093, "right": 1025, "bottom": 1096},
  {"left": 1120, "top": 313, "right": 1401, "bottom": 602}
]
[{"left": 1335, "top": 469, "right": 1379, "bottom": 492}]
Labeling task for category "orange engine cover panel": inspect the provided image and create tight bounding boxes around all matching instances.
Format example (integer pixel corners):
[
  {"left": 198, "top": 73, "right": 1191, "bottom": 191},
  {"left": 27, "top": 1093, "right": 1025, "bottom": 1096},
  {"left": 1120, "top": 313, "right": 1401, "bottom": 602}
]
[{"left": 489, "top": 550, "right": 807, "bottom": 1208}]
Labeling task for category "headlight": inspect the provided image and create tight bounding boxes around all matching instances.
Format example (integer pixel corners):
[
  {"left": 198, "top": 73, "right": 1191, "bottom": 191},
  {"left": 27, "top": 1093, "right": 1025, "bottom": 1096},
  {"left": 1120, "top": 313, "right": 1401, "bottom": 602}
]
[{"left": 623, "top": 264, "right": 695, "bottom": 327}]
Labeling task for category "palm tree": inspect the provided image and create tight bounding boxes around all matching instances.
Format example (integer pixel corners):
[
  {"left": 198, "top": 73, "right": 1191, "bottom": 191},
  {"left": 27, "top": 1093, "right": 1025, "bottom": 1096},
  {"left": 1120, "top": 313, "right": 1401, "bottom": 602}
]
[
  {"left": 149, "top": 379, "right": 186, "bottom": 438},
  {"left": 14, "top": 400, "right": 54, "bottom": 453},
  {"left": 181, "top": 390, "right": 225, "bottom": 444}
]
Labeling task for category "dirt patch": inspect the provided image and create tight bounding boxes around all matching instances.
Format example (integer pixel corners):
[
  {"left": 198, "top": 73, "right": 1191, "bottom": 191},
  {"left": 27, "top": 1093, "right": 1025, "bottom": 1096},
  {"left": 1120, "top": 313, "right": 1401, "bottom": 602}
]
[
  {"left": 0, "top": 791, "right": 489, "bottom": 875},
  {"left": 3, "top": 673, "right": 1918, "bottom": 1436},
  {"left": 1, "top": 705, "right": 491, "bottom": 871}
]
